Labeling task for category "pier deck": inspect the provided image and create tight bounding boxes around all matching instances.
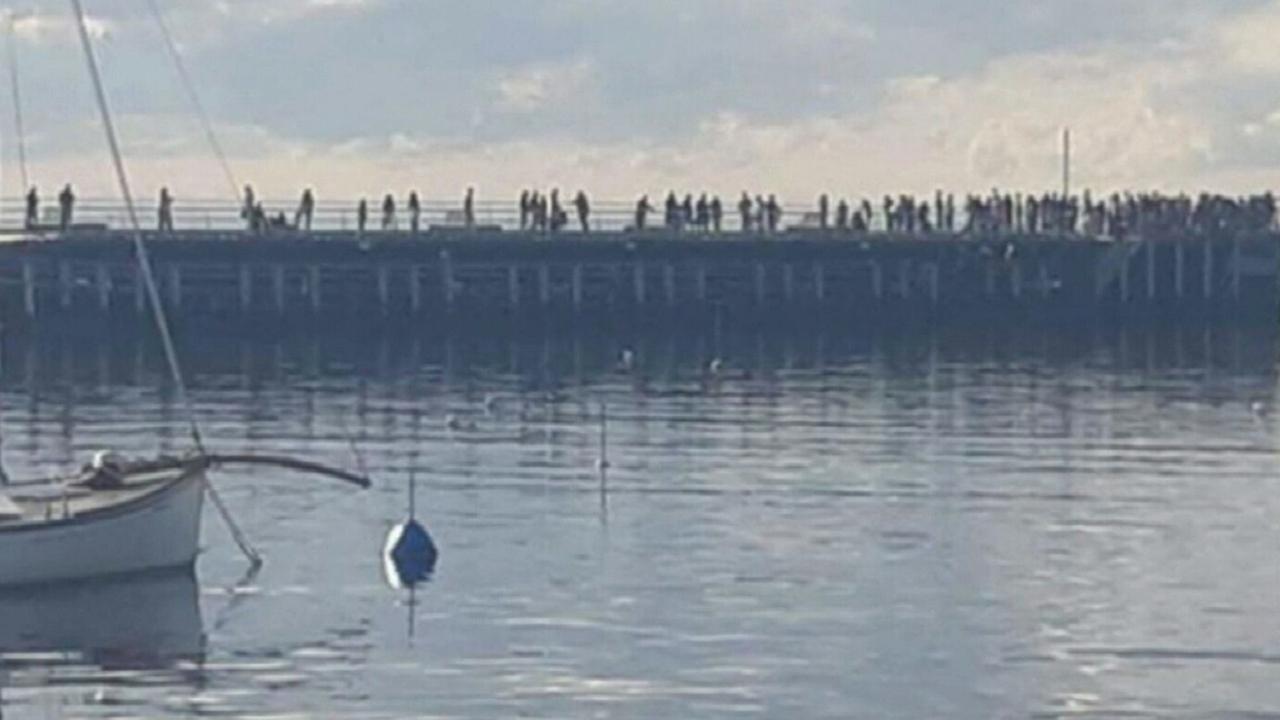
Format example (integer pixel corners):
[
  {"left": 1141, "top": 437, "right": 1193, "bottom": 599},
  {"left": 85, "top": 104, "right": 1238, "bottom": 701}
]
[{"left": 0, "top": 229, "right": 1275, "bottom": 328}]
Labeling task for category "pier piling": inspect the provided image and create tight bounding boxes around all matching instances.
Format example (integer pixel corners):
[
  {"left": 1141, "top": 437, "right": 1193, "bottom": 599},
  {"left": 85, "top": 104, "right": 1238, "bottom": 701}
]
[{"left": 0, "top": 229, "right": 1274, "bottom": 327}]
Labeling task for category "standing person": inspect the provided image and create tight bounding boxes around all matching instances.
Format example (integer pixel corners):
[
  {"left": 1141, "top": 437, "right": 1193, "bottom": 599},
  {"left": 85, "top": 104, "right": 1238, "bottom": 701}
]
[
  {"left": 519, "top": 190, "right": 530, "bottom": 230},
  {"left": 536, "top": 192, "right": 549, "bottom": 232},
  {"left": 296, "top": 188, "right": 315, "bottom": 231},
  {"left": 463, "top": 187, "right": 475, "bottom": 229},
  {"left": 357, "top": 198, "right": 369, "bottom": 234},
  {"left": 24, "top": 186, "right": 38, "bottom": 229},
  {"left": 241, "top": 184, "right": 256, "bottom": 231},
  {"left": 818, "top": 194, "right": 830, "bottom": 230},
  {"left": 836, "top": 199, "right": 850, "bottom": 230},
  {"left": 158, "top": 187, "right": 174, "bottom": 232},
  {"left": 710, "top": 196, "right": 723, "bottom": 233},
  {"left": 681, "top": 195, "right": 694, "bottom": 232},
  {"left": 634, "top": 195, "right": 654, "bottom": 230},
  {"left": 738, "top": 192, "right": 753, "bottom": 232},
  {"left": 58, "top": 184, "right": 75, "bottom": 231},
  {"left": 408, "top": 191, "right": 421, "bottom": 233},
  {"left": 381, "top": 193, "right": 396, "bottom": 230},
  {"left": 574, "top": 190, "right": 590, "bottom": 233},
  {"left": 549, "top": 189, "right": 564, "bottom": 233},
  {"left": 695, "top": 194, "right": 709, "bottom": 232},
  {"left": 766, "top": 195, "right": 781, "bottom": 233},
  {"left": 252, "top": 202, "right": 267, "bottom": 234}
]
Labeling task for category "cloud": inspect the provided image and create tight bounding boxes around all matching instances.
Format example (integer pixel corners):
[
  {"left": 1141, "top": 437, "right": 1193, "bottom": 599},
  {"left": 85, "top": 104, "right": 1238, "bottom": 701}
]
[
  {"left": 496, "top": 59, "right": 597, "bottom": 113},
  {"left": 1215, "top": 1, "right": 1280, "bottom": 74},
  {"left": 11, "top": 0, "right": 1280, "bottom": 202},
  {"left": 8, "top": 11, "right": 113, "bottom": 44}
]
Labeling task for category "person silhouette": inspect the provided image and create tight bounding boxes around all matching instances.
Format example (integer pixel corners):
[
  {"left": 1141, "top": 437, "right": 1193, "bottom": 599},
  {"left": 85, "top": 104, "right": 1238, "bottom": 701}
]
[
  {"left": 382, "top": 194, "right": 396, "bottom": 230},
  {"left": 463, "top": 187, "right": 475, "bottom": 229},
  {"left": 357, "top": 198, "right": 369, "bottom": 234},
  {"left": 550, "top": 189, "right": 565, "bottom": 232},
  {"left": 738, "top": 192, "right": 752, "bottom": 232},
  {"left": 24, "top": 186, "right": 38, "bottom": 230},
  {"left": 296, "top": 188, "right": 315, "bottom": 231},
  {"left": 574, "top": 190, "right": 590, "bottom": 233},
  {"left": 635, "top": 195, "right": 654, "bottom": 230},
  {"left": 241, "top": 184, "right": 256, "bottom": 231},
  {"left": 766, "top": 195, "right": 781, "bottom": 233},
  {"left": 408, "top": 191, "right": 421, "bottom": 233},
  {"left": 58, "top": 184, "right": 75, "bottom": 231},
  {"left": 158, "top": 187, "right": 174, "bottom": 232}
]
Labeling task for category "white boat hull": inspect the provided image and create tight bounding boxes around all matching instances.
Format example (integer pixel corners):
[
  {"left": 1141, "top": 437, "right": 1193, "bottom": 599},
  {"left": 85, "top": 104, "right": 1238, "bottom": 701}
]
[{"left": 0, "top": 470, "right": 204, "bottom": 586}]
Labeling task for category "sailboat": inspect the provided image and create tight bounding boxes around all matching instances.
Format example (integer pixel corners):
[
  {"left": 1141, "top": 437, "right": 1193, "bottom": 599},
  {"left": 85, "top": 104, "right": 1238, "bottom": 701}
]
[{"left": 0, "top": 1, "right": 369, "bottom": 587}]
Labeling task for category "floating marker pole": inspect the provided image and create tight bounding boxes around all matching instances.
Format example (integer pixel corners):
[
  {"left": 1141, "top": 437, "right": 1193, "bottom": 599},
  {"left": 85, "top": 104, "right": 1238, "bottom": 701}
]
[{"left": 598, "top": 401, "right": 610, "bottom": 504}]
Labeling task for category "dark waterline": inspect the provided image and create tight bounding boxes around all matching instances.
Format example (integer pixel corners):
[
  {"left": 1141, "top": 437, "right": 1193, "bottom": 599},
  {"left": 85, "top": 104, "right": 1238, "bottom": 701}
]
[{"left": 0, "top": 322, "right": 1278, "bottom": 718}]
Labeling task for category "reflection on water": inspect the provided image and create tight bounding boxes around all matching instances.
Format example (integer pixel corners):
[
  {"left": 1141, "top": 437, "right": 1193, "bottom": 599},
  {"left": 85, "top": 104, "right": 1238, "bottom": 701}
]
[
  {"left": 0, "top": 570, "right": 202, "bottom": 716},
  {"left": 0, "top": 570, "right": 203, "bottom": 668},
  {"left": 0, "top": 323, "right": 1277, "bottom": 718}
]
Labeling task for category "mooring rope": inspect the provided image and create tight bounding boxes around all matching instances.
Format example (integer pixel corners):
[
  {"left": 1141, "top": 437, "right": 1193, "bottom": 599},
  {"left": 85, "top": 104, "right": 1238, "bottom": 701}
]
[
  {"left": 142, "top": 0, "right": 239, "bottom": 200},
  {"left": 69, "top": 0, "right": 261, "bottom": 566}
]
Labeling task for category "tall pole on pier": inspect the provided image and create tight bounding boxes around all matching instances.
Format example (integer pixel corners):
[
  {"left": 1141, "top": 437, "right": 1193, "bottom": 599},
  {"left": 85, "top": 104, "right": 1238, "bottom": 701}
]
[{"left": 1062, "top": 127, "right": 1071, "bottom": 198}]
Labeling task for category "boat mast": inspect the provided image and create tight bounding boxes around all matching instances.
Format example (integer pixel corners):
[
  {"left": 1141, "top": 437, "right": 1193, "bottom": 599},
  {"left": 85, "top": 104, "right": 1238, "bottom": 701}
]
[
  {"left": 5, "top": 11, "right": 29, "bottom": 201},
  {"left": 67, "top": 0, "right": 202, "bottom": 454},
  {"left": 67, "top": 0, "right": 262, "bottom": 567}
]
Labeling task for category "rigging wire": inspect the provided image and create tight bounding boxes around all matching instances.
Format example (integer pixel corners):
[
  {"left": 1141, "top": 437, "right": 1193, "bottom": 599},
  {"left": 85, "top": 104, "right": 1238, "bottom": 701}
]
[
  {"left": 5, "top": 11, "right": 29, "bottom": 196},
  {"left": 142, "top": 0, "right": 239, "bottom": 200},
  {"left": 144, "top": 0, "right": 371, "bottom": 481},
  {"left": 68, "top": 0, "right": 260, "bottom": 566}
]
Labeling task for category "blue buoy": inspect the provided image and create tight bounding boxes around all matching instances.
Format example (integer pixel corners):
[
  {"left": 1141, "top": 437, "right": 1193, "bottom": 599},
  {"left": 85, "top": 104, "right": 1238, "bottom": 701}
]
[{"left": 383, "top": 475, "right": 438, "bottom": 589}]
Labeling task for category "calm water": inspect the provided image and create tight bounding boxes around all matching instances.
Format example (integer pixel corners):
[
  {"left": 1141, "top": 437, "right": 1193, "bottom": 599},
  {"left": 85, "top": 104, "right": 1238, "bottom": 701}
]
[{"left": 1, "top": 324, "right": 1279, "bottom": 719}]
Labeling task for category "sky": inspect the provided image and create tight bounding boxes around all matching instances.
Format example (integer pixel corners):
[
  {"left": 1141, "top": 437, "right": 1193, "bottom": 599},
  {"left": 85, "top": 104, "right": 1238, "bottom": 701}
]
[{"left": 5, "top": 0, "right": 1280, "bottom": 203}]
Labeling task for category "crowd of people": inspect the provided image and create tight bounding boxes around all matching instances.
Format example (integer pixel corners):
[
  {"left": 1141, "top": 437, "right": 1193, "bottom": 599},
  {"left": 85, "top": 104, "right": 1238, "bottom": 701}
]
[
  {"left": 518, "top": 189, "right": 593, "bottom": 233},
  {"left": 17, "top": 184, "right": 1280, "bottom": 240}
]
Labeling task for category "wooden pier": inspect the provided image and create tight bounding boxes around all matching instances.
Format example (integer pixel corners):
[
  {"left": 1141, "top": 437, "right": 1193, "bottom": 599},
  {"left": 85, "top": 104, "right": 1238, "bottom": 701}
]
[{"left": 0, "top": 229, "right": 1275, "bottom": 329}]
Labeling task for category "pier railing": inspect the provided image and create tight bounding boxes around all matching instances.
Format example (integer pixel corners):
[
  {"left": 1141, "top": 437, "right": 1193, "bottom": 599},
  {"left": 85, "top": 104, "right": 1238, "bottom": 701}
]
[
  {"left": 1, "top": 196, "right": 1267, "bottom": 242},
  {"left": 0, "top": 196, "right": 960, "bottom": 236}
]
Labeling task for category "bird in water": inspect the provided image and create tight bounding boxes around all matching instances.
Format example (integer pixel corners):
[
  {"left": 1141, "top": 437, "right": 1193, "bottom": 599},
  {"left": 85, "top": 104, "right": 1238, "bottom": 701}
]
[
  {"left": 618, "top": 348, "right": 635, "bottom": 372},
  {"left": 445, "top": 414, "right": 477, "bottom": 432},
  {"left": 708, "top": 358, "right": 724, "bottom": 376}
]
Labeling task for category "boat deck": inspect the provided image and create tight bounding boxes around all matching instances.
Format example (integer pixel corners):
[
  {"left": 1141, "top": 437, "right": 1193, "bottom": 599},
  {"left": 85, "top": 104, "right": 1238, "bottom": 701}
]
[{"left": 0, "top": 465, "right": 196, "bottom": 529}]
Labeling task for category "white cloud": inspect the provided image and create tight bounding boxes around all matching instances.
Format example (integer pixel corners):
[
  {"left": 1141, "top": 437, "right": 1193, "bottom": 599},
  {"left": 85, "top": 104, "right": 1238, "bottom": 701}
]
[
  {"left": 496, "top": 59, "right": 597, "bottom": 113},
  {"left": 1215, "top": 1, "right": 1280, "bottom": 73},
  {"left": 13, "top": 1, "right": 1280, "bottom": 202},
  {"left": 9, "top": 11, "right": 112, "bottom": 44}
]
